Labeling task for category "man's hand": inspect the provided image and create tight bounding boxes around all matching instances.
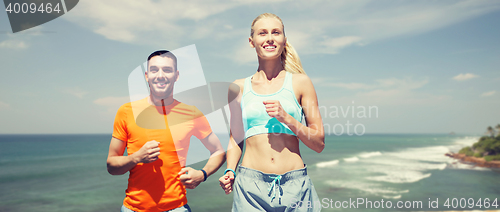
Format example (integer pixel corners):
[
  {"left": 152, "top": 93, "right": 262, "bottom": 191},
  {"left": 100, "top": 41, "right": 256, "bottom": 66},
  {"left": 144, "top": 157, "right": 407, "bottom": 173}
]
[
  {"left": 219, "top": 171, "right": 235, "bottom": 195},
  {"left": 133, "top": 140, "right": 160, "bottom": 164},
  {"left": 178, "top": 167, "right": 204, "bottom": 189}
]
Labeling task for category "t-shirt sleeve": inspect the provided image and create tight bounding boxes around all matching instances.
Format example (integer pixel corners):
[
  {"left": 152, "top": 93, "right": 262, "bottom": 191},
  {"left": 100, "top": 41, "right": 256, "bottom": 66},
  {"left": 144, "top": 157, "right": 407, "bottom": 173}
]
[
  {"left": 192, "top": 106, "right": 212, "bottom": 140},
  {"left": 112, "top": 104, "right": 128, "bottom": 142}
]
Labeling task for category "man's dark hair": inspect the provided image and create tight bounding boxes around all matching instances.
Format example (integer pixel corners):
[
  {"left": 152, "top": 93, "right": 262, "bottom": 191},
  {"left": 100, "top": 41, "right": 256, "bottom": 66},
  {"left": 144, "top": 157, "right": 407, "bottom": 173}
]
[{"left": 147, "top": 50, "right": 177, "bottom": 71}]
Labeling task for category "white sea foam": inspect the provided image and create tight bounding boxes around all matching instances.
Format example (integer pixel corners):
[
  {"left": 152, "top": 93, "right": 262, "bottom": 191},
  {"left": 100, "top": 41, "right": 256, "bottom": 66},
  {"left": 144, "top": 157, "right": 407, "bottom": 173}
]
[
  {"left": 344, "top": 157, "right": 359, "bottom": 162},
  {"left": 366, "top": 172, "right": 431, "bottom": 183},
  {"left": 362, "top": 159, "right": 447, "bottom": 171},
  {"left": 446, "top": 161, "right": 491, "bottom": 171},
  {"left": 453, "top": 136, "right": 480, "bottom": 146},
  {"left": 325, "top": 180, "right": 409, "bottom": 197},
  {"left": 359, "top": 151, "right": 382, "bottom": 158},
  {"left": 388, "top": 146, "right": 451, "bottom": 163},
  {"left": 383, "top": 195, "right": 401, "bottom": 199},
  {"left": 316, "top": 160, "right": 339, "bottom": 168},
  {"left": 323, "top": 136, "right": 490, "bottom": 200},
  {"left": 447, "top": 136, "right": 480, "bottom": 153}
]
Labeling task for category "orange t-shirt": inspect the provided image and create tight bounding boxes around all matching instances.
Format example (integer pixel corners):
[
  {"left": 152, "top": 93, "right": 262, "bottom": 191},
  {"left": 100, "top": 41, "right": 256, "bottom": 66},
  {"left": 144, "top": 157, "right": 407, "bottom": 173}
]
[{"left": 112, "top": 98, "right": 212, "bottom": 212}]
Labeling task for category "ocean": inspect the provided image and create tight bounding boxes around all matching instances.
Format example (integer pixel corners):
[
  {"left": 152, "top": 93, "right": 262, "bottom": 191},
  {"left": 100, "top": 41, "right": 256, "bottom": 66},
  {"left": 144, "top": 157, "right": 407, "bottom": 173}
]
[{"left": 0, "top": 134, "right": 498, "bottom": 211}]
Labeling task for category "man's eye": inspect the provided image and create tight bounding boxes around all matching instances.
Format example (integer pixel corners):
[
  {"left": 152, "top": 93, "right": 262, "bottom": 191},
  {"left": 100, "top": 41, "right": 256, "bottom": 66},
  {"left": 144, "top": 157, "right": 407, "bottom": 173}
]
[
  {"left": 259, "top": 32, "right": 266, "bottom": 35},
  {"left": 150, "top": 68, "right": 158, "bottom": 72}
]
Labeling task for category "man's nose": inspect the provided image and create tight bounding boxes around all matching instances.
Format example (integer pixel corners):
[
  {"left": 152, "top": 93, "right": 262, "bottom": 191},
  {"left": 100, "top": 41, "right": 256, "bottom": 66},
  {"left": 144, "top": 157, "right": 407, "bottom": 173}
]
[{"left": 157, "top": 69, "right": 166, "bottom": 79}]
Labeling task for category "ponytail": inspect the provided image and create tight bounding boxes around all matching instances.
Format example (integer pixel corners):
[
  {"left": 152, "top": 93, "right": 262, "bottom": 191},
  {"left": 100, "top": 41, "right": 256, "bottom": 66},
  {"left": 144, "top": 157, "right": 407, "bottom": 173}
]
[{"left": 281, "top": 42, "right": 306, "bottom": 74}]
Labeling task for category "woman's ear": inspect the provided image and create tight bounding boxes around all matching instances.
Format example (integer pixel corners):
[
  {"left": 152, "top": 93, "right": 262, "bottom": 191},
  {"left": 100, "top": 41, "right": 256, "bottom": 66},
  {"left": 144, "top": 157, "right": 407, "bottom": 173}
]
[{"left": 249, "top": 37, "right": 255, "bottom": 48}]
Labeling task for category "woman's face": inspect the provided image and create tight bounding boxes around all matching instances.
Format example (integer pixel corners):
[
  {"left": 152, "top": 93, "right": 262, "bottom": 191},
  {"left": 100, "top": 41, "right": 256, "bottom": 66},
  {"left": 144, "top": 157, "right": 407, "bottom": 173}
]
[{"left": 249, "top": 17, "right": 286, "bottom": 60}]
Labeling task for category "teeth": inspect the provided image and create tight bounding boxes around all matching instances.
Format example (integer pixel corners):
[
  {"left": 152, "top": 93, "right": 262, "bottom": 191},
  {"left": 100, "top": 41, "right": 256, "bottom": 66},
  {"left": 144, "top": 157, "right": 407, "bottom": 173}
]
[{"left": 265, "top": 46, "right": 276, "bottom": 49}]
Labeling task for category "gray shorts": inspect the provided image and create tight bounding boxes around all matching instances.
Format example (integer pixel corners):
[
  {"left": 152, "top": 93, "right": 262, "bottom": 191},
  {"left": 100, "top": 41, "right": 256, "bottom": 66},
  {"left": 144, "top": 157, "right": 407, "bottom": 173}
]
[
  {"left": 232, "top": 166, "right": 321, "bottom": 212},
  {"left": 120, "top": 204, "right": 191, "bottom": 212}
]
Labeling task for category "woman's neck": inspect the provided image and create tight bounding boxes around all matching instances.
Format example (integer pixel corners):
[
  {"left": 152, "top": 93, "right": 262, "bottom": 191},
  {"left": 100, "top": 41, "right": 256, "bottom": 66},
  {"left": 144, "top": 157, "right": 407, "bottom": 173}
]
[{"left": 256, "top": 57, "right": 285, "bottom": 81}]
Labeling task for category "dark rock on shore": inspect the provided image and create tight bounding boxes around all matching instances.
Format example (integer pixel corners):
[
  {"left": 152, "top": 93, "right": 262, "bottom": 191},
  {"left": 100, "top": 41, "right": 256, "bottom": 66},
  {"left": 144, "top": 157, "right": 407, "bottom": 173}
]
[{"left": 445, "top": 153, "right": 500, "bottom": 168}]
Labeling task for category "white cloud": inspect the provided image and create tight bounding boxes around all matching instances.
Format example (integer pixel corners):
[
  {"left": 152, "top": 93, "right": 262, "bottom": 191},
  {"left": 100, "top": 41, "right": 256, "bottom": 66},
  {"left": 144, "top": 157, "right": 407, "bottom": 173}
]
[
  {"left": 63, "top": 0, "right": 500, "bottom": 63},
  {"left": 93, "top": 96, "right": 130, "bottom": 112},
  {"left": 320, "top": 36, "right": 363, "bottom": 54},
  {"left": 62, "top": 87, "right": 88, "bottom": 99},
  {"left": 0, "top": 101, "right": 9, "bottom": 110},
  {"left": 233, "top": 42, "right": 258, "bottom": 65},
  {"left": 481, "top": 91, "right": 496, "bottom": 97},
  {"left": 328, "top": 82, "right": 372, "bottom": 90},
  {"left": 327, "top": 77, "right": 428, "bottom": 91},
  {"left": 64, "top": 0, "right": 242, "bottom": 46},
  {"left": 0, "top": 40, "right": 28, "bottom": 49},
  {"left": 452, "top": 73, "right": 479, "bottom": 81},
  {"left": 320, "top": 77, "right": 436, "bottom": 107}
]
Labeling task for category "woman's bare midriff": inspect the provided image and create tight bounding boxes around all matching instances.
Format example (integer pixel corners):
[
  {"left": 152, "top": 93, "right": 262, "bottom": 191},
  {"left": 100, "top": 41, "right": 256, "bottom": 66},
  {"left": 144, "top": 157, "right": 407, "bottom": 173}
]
[{"left": 241, "top": 133, "right": 304, "bottom": 175}]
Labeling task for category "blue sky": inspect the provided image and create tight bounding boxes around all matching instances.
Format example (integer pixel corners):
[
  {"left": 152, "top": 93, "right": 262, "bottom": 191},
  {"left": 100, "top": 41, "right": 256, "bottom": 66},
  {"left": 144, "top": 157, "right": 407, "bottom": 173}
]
[{"left": 0, "top": 0, "right": 499, "bottom": 134}]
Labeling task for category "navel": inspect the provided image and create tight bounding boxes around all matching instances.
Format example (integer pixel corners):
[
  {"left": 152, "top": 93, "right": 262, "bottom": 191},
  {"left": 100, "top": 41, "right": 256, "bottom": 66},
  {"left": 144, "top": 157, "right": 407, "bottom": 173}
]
[{"left": 271, "top": 158, "right": 275, "bottom": 163}]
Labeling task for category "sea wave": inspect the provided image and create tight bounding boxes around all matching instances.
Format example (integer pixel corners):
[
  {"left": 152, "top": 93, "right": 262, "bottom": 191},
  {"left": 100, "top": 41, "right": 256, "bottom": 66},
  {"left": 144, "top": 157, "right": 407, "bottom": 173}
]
[
  {"left": 321, "top": 135, "right": 491, "bottom": 200},
  {"left": 359, "top": 151, "right": 382, "bottom": 158},
  {"left": 366, "top": 171, "right": 432, "bottom": 183},
  {"left": 446, "top": 161, "right": 491, "bottom": 171},
  {"left": 452, "top": 136, "right": 480, "bottom": 146},
  {"left": 325, "top": 180, "right": 409, "bottom": 198},
  {"left": 316, "top": 160, "right": 339, "bottom": 168},
  {"left": 387, "top": 146, "right": 452, "bottom": 163},
  {"left": 344, "top": 157, "right": 359, "bottom": 162}
]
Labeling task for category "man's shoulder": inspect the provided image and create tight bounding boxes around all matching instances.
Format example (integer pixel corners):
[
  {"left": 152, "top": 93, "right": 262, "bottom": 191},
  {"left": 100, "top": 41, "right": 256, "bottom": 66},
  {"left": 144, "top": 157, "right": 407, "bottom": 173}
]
[
  {"left": 172, "top": 99, "right": 200, "bottom": 115},
  {"left": 116, "top": 98, "right": 148, "bottom": 114}
]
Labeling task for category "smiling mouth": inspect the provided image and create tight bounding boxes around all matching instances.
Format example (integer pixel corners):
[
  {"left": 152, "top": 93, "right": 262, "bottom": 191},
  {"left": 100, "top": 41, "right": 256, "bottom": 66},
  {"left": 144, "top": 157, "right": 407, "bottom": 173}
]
[
  {"left": 155, "top": 82, "right": 167, "bottom": 88},
  {"left": 264, "top": 45, "right": 276, "bottom": 50}
]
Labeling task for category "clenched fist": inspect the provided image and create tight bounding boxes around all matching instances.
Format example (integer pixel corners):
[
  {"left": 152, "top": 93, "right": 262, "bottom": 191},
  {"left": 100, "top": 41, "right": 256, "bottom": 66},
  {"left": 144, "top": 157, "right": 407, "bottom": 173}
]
[{"left": 133, "top": 140, "right": 160, "bottom": 164}]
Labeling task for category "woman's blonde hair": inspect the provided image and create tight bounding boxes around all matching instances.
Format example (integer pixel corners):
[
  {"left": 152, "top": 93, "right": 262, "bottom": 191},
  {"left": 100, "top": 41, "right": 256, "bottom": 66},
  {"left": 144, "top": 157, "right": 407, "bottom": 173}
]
[{"left": 250, "top": 13, "right": 306, "bottom": 74}]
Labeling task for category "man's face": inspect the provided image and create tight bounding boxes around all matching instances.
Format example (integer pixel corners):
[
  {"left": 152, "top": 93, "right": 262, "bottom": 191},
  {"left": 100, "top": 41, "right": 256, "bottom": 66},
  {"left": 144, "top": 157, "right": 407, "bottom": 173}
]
[{"left": 146, "top": 56, "right": 178, "bottom": 100}]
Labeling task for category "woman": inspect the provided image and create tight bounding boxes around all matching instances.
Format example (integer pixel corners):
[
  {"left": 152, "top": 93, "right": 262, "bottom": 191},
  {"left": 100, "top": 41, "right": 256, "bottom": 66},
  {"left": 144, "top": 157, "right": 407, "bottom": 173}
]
[{"left": 219, "top": 13, "right": 325, "bottom": 211}]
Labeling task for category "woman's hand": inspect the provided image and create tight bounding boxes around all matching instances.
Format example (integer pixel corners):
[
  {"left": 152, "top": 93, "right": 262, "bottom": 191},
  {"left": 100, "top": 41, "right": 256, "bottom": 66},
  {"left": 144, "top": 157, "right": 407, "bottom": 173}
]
[
  {"left": 263, "top": 100, "right": 289, "bottom": 123},
  {"left": 219, "top": 171, "right": 235, "bottom": 194}
]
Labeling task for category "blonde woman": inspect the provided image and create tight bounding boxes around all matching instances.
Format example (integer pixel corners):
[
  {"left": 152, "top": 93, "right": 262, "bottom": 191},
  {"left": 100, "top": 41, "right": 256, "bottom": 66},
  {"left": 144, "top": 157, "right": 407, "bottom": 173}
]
[{"left": 219, "top": 13, "right": 325, "bottom": 211}]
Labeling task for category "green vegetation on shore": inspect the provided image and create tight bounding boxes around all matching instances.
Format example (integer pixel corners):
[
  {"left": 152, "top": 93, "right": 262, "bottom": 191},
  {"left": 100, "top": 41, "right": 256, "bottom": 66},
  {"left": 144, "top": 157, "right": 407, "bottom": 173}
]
[{"left": 458, "top": 124, "right": 500, "bottom": 161}]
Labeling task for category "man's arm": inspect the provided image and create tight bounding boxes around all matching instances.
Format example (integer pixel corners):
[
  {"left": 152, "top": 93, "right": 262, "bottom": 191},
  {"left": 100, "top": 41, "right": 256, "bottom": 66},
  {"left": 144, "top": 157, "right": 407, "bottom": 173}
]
[
  {"left": 178, "top": 132, "right": 226, "bottom": 189},
  {"left": 107, "top": 137, "right": 160, "bottom": 175}
]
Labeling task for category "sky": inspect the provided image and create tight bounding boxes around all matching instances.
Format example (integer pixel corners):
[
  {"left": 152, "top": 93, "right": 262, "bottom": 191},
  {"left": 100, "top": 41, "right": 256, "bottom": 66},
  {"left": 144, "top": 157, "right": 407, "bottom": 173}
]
[{"left": 0, "top": 0, "right": 499, "bottom": 135}]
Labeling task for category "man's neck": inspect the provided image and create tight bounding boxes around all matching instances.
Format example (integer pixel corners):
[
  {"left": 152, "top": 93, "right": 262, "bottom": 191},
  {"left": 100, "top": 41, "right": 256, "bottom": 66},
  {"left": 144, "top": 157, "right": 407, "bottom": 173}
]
[{"left": 148, "top": 95, "right": 174, "bottom": 106}]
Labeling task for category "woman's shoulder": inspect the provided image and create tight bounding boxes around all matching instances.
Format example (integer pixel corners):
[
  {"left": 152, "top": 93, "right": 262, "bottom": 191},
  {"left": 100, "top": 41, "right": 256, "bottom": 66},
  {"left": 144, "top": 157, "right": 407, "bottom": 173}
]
[
  {"left": 291, "top": 73, "right": 313, "bottom": 86},
  {"left": 232, "top": 78, "right": 246, "bottom": 86},
  {"left": 227, "top": 78, "right": 246, "bottom": 97},
  {"left": 231, "top": 78, "right": 246, "bottom": 92}
]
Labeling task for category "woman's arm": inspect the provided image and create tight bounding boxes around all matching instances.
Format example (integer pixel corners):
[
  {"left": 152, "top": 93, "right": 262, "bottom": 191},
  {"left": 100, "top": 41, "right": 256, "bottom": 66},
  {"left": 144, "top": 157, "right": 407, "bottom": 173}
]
[
  {"left": 219, "top": 80, "right": 245, "bottom": 194},
  {"left": 264, "top": 74, "right": 325, "bottom": 153}
]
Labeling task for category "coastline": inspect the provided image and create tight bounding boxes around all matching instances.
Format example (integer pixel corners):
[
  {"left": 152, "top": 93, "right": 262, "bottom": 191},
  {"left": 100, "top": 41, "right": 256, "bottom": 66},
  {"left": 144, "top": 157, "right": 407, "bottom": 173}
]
[{"left": 445, "top": 153, "right": 500, "bottom": 168}]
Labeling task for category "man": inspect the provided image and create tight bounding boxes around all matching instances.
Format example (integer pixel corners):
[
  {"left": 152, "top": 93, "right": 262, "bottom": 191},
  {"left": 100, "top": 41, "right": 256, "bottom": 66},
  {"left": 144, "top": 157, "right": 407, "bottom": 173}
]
[{"left": 107, "top": 50, "right": 225, "bottom": 212}]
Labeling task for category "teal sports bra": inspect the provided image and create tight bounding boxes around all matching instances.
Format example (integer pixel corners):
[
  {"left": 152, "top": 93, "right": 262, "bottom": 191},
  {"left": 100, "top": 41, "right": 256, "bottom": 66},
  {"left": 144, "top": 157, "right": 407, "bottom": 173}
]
[{"left": 241, "top": 72, "right": 303, "bottom": 139}]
